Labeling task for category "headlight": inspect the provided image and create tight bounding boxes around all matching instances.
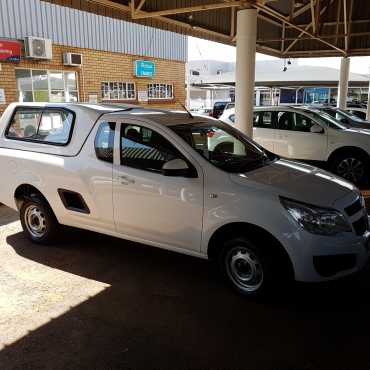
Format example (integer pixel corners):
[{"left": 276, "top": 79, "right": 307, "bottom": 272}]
[{"left": 280, "top": 197, "right": 352, "bottom": 236}]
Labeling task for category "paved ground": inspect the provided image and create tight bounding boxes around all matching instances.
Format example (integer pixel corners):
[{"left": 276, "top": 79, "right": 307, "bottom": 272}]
[{"left": 1, "top": 203, "right": 370, "bottom": 370}]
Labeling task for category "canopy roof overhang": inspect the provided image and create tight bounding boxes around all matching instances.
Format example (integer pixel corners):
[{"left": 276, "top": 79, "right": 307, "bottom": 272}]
[{"left": 46, "top": 0, "right": 370, "bottom": 58}]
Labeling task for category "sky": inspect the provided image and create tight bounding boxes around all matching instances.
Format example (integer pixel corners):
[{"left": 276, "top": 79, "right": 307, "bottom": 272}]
[{"left": 188, "top": 36, "right": 370, "bottom": 75}]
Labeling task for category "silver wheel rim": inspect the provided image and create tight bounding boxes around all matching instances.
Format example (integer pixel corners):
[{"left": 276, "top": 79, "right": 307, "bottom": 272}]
[
  {"left": 337, "top": 157, "right": 365, "bottom": 183},
  {"left": 24, "top": 205, "right": 47, "bottom": 238},
  {"left": 225, "top": 246, "right": 264, "bottom": 293}
]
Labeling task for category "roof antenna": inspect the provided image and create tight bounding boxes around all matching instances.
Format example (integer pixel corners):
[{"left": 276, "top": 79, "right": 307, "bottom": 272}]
[{"left": 177, "top": 99, "right": 194, "bottom": 119}]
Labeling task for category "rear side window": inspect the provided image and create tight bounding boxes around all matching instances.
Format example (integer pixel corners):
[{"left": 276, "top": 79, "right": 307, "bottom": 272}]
[
  {"left": 294, "top": 113, "right": 314, "bottom": 132},
  {"left": 6, "top": 108, "right": 74, "bottom": 145},
  {"left": 254, "top": 111, "right": 276, "bottom": 129},
  {"left": 95, "top": 122, "right": 116, "bottom": 163},
  {"left": 277, "top": 111, "right": 294, "bottom": 130}
]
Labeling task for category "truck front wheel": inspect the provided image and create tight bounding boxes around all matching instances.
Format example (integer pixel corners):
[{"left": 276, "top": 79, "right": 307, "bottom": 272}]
[
  {"left": 218, "top": 236, "right": 284, "bottom": 298},
  {"left": 20, "top": 196, "right": 60, "bottom": 244}
]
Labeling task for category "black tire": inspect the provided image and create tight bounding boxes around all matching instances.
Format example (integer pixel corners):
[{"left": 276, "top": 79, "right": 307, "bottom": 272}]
[
  {"left": 20, "top": 195, "right": 60, "bottom": 245},
  {"left": 218, "top": 236, "right": 287, "bottom": 298},
  {"left": 329, "top": 151, "right": 369, "bottom": 185}
]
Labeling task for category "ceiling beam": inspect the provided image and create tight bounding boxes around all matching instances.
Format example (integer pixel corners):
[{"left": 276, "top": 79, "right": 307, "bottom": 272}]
[
  {"left": 86, "top": 0, "right": 233, "bottom": 41},
  {"left": 282, "top": 0, "right": 336, "bottom": 54},
  {"left": 132, "top": 1, "right": 246, "bottom": 20},
  {"left": 252, "top": 1, "right": 345, "bottom": 55},
  {"left": 136, "top": 0, "right": 146, "bottom": 13},
  {"left": 310, "top": 0, "right": 316, "bottom": 34},
  {"left": 343, "top": 0, "right": 348, "bottom": 51}
]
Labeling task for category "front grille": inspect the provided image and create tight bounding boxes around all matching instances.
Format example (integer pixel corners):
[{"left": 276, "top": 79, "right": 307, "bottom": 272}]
[
  {"left": 345, "top": 197, "right": 369, "bottom": 236},
  {"left": 345, "top": 198, "right": 363, "bottom": 217},
  {"left": 352, "top": 216, "right": 369, "bottom": 236}
]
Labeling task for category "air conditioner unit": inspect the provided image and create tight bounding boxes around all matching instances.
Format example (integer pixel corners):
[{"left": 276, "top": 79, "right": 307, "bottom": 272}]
[
  {"left": 24, "top": 37, "right": 52, "bottom": 60},
  {"left": 63, "top": 53, "right": 83, "bottom": 67}
]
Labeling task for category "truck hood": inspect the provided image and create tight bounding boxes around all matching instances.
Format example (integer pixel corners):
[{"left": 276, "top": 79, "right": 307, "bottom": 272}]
[{"left": 230, "top": 159, "right": 357, "bottom": 208}]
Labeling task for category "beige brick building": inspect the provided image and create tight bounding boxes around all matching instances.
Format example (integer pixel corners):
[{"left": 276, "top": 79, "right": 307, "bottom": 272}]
[{"left": 0, "top": 0, "right": 187, "bottom": 116}]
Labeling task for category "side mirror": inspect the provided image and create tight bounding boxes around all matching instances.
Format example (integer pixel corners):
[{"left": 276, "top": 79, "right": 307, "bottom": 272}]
[
  {"left": 310, "top": 124, "right": 324, "bottom": 134},
  {"left": 162, "top": 158, "right": 190, "bottom": 177}
]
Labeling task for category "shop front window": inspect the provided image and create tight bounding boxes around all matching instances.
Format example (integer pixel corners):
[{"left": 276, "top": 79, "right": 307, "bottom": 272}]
[
  {"left": 101, "top": 82, "right": 136, "bottom": 100},
  {"left": 15, "top": 69, "right": 79, "bottom": 103},
  {"left": 304, "top": 88, "right": 330, "bottom": 104},
  {"left": 147, "top": 83, "right": 174, "bottom": 100}
]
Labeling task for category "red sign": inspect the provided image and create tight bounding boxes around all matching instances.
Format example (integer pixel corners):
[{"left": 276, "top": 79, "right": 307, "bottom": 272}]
[{"left": 0, "top": 40, "right": 21, "bottom": 62}]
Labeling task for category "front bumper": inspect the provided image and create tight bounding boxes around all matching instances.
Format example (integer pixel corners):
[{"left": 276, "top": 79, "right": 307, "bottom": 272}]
[{"left": 288, "top": 224, "right": 370, "bottom": 283}]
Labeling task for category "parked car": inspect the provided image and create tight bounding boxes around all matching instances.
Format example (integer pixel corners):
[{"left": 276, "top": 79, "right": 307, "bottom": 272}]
[
  {"left": 219, "top": 107, "right": 235, "bottom": 125},
  {"left": 312, "top": 106, "right": 370, "bottom": 128},
  {"left": 253, "top": 106, "right": 370, "bottom": 184},
  {"left": 212, "top": 101, "right": 230, "bottom": 119},
  {"left": 193, "top": 107, "right": 213, "bottom": 117},
  {"left": 346, "top": 107, "right": 368, "bottom": 121},
  {"left": 0, "top": 103, "right": 369, "bottom": 297}
]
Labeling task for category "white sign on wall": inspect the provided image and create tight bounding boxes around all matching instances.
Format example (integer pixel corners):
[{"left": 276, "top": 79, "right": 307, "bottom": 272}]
[
  {"left": 88, "top": 94, "right": 98, "bottom": 104},
  {"left": 138, "top": 90, "right": 148, "bottom": 102},
  {"left": 0, "top": 89, "right": 6, "bottom": 104}
]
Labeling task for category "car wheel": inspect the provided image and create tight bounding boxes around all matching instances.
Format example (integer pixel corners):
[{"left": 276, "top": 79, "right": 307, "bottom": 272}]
[
  {"left": 218, "top": 236, "right": 280, "bottom": 298},
  {"left": 20, "top": 195, "right": 60, "bottom": 244},
  {"left": 330, "top": 152, "right": 368, "bottom": 185}
]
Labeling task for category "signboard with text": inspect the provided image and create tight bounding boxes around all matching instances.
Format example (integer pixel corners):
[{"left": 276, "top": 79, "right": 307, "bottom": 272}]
[
  {"left": 0, "top": 40, "right": 21, "bottom": 62},
  {"left": 134, "top": 60, "right": 156, "bottom": 78}
]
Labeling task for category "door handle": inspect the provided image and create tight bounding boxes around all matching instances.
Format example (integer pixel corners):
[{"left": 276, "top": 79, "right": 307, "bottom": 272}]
[{"left": 117, "top": 175, "right": 135, "bottom": 185}]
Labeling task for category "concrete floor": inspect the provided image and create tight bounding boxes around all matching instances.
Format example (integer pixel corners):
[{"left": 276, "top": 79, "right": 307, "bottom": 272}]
[{"left": 1, "top": 205, "right": 370, "bottom": 370}]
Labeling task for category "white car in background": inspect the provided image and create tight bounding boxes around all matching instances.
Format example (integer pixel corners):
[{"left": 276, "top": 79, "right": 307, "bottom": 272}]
[
  {"left": 219, "top": 107, "right": 235, "bottom": 125},
  {"left": 221, "top": 106, "right": 370, "bottom": 184},
  {"left": 0, "top": 103, "right": 369, "bottom": 298}
]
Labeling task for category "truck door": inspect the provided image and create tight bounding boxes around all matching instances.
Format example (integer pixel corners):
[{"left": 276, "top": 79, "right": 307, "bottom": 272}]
[{"left": 112, "top": 121, "right": 204, "bottom": 252}]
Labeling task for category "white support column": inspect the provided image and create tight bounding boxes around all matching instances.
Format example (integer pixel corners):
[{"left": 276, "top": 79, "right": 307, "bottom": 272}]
[
  {"left": 337, "top": 57, "right": 350, "bottom": 109},
  {"left": 235, "top": 8, "right": 257, "bottom": 138},
  {"left": 367, "top": 67, "right": 370, "bottom": 120}
]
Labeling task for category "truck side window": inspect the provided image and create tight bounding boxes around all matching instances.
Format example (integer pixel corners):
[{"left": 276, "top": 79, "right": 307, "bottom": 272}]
[
  {"left": 7, "top": 109, "right": 42, "bottom": 139},
  {"left": 120, "top": 124, "right": 180, "bottom": 173},
  {"left": 95, "top": 122, "right": 115, "bottom": 163},
  {"left": 6, "top": 108, "right": 74, "bottom": 145}
]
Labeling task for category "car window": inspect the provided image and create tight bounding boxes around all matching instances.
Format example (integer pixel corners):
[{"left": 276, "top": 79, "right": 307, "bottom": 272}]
[
  {"left": 294, "top": 113, "right": 314, "bottom": 132},
  {"left": 7, "top": 109, "right": 42, "bottom": 139},
  {"left": 7, "top": 108, "right": 74, "bottom": 145},
  {"left": 350, "top": 110, "right": 366, "bottom": 120},
  {"left": 171, "top": 121, "right": 278, "bottom": 174},
  {"left": 120, "top": 124, "right": 180, "bottom": 173},
  {"left": 254, "top": 111, "right": 275, "bottom": 129},
  {"left": 277, "top": 111, "right": 294, "bottom": 130},
  {"left": 95, "top": 122, "right": 115, "bottom": 163}
]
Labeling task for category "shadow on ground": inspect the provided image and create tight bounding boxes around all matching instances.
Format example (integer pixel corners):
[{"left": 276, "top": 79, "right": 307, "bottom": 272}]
[{"left": 1, "top": 228, "right": 370, "bottom": 370}]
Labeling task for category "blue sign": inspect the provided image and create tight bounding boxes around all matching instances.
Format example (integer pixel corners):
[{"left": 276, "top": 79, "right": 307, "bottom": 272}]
[{"left": 134, "top": 60, "right": 156, "bottom": 78}]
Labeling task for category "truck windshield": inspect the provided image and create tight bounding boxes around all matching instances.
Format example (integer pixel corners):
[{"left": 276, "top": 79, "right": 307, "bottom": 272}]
[{"left": 170, "top": 121, "right": 278, "bottom": 173}]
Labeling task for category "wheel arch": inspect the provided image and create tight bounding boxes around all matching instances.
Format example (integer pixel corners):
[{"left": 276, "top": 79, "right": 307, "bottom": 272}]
[
  {"left": 328, "top": 146, "right": 370, "bottom": 164},
  {"left": 14, "top": 184, "right": 52, "bottom": 212},
  {"left": 207, "top": 222, "right": 294, "bottom": 278}
]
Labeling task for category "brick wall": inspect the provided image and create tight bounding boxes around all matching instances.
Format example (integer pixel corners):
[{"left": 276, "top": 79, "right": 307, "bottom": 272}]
[{"left": 0, "top": 43, "right": 186, "bottom": 116}]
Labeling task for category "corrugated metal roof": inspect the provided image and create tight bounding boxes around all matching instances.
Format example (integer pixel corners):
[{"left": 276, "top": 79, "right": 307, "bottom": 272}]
[
  {"left": 0, "top": 0, "right": 188, "bottom": 61},
  {"left": 42, "top": 0, "right": 370, "bottom": 58}
]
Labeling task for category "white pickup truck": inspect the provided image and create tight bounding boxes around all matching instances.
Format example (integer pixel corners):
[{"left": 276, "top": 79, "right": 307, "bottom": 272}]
[{"left": 0, "top": 102, "right": 369, "bottom": 297}]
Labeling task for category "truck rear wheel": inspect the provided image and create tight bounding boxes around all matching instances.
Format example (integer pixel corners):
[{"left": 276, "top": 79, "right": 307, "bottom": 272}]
[{"left": 20, "top": 196, "right": 60, "bottom": 244}]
